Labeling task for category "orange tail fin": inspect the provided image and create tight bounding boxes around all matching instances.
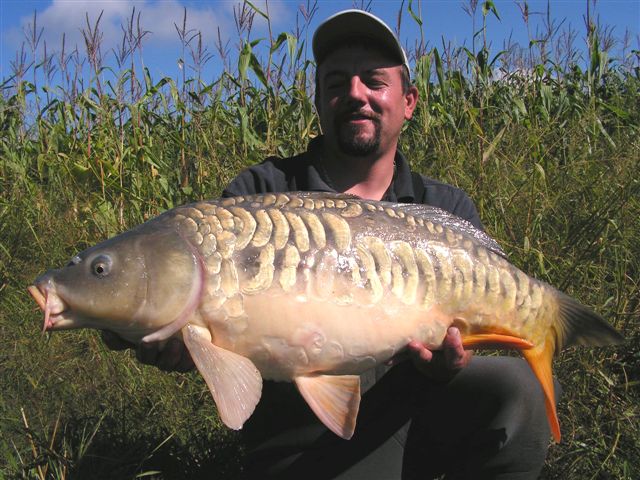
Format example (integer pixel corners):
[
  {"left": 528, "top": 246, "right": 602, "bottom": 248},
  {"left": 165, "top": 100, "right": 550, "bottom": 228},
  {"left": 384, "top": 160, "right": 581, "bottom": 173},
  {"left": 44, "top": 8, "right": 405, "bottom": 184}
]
[
  {"left": 521, "top": 337, "right": 561, "bottom": 442},
  {"left": 522, "top": 290, "right": 624, "bottom": 443},
  {"left": 461, "top": 332, "right": 561, "bottom": 442}
]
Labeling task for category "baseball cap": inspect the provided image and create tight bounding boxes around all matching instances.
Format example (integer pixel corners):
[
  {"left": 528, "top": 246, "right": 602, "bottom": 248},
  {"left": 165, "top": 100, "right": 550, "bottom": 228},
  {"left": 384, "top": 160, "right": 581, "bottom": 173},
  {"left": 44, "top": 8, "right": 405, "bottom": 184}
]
[{"left": 312, "top": 9, "right": 410, "bottom": 76}]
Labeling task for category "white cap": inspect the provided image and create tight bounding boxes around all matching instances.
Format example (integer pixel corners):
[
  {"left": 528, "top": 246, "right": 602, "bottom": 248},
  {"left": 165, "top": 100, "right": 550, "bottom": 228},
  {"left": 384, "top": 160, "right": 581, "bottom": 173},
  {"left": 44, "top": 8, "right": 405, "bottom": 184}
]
[{"left": 312, "top": 9, "right": 410, "bottom": 76}]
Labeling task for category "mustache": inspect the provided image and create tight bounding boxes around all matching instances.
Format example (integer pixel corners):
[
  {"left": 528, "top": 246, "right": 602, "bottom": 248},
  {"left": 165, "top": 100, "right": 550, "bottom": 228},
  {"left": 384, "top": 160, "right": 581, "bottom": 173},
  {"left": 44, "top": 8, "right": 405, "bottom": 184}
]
[{"left": 337, "top": 109, "right": 380, "bottom": 124}]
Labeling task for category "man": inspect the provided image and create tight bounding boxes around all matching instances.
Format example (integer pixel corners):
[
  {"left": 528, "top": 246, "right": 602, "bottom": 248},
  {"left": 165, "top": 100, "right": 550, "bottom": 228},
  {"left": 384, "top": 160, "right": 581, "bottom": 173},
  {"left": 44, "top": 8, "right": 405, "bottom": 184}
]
[{"left": 106, "top": 10, "right": 553, "bottom": 479}]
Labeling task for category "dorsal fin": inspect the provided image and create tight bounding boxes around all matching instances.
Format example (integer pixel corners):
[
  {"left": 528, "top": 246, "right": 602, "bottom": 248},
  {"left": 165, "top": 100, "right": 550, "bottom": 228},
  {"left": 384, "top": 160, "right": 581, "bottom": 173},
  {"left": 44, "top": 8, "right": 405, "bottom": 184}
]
[
  {"left": 380, "top": 202, "right": 506, "bottom": 258},
  {"left": 283, "top": 191, "right": 361, "bottom": 201}
]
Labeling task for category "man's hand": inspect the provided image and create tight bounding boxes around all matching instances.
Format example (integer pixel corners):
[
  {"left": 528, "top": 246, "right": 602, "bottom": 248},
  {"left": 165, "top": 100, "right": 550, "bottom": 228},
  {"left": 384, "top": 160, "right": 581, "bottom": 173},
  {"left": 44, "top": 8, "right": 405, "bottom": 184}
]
[
  {"left": 101, "top": 331, "right": 195, "bottom": 373},
  {"left": 406, "top": 327, "right": 473, "bottom": 382}
]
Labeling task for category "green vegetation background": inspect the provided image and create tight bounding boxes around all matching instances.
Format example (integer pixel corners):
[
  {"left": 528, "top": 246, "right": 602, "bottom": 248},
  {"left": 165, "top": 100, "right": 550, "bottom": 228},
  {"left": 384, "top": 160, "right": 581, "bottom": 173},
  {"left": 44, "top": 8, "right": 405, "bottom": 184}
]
[{"left": 1, "top": 2, "right": 638, "bottom": 478}]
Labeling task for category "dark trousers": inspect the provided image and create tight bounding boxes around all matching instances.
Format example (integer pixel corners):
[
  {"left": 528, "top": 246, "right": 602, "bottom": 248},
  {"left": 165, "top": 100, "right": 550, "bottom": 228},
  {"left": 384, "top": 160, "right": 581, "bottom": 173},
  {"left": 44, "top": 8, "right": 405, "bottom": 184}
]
[{"left": 241, "top": 356, "right": 555, "bottom": 480}]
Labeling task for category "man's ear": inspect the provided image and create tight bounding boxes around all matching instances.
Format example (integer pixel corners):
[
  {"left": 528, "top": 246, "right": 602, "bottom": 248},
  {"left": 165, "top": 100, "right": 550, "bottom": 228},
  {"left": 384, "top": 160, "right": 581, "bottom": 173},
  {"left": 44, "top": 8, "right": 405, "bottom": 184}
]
[
  {"left": 404, "top": 85, "right": 419, "bottom": 121},
  {"left": 313, "top": 94, "right": 325, "bottom": 134}
]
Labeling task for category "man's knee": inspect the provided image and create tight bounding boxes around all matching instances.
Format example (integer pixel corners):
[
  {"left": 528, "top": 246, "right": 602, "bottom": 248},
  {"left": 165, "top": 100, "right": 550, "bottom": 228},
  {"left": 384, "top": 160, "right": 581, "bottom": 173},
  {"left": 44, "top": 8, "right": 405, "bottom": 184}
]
[
  {"left": 459, "top": 356, "right": 558, "bottom": 435},
  {"left": 403, "top": 356, "right": 555, "bottom": 479}
]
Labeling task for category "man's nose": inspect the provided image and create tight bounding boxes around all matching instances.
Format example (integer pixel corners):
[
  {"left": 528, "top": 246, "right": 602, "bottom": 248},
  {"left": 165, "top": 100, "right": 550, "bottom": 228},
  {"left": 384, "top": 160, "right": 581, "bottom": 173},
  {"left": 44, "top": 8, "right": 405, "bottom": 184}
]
[{"left": 346, "top": 76, "right": 367, "bottom": 103}]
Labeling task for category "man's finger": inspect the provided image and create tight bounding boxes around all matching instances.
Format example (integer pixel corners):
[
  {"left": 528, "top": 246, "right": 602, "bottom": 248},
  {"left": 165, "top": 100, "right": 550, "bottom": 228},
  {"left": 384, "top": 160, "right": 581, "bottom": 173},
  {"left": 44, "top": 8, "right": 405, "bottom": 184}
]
[
  {"left": 137, "top": 341, "right": 160, "bottom": 366},
  {"left": 443, "top": 327, "right": 471, "bottom": 370},
  {"left": 157, "top": 338, "right": 187, "bottom": 372},
  {"left": 175, "top": 348, "right": 195, "bottom": 373},
  {"left": 407, "top": 340, "right": 435, "bottom": 365},
  {"left": 101, "top": 330, "right": 134, "bottom": 351}
]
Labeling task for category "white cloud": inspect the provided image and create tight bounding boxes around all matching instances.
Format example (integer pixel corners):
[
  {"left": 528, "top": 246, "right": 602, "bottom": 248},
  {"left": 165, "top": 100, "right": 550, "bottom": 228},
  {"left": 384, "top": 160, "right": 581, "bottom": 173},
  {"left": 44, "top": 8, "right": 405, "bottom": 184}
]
[
  {"left": 4, "top": 1, "right": 221, "bottom": 60},
  {"left": 137, "top": 1, "right": 221, "bottom": 44},
  {"left": 5, "top": 0, "right": 295, "bottom": 57},
  {"left": 11, "top": 1, "right": 135, "bottom": 52},
  {"left": 1, "top": 0, "right": 297, "bottom": 81},
  {"left": 223, "top": 0, "right": 293, "bottom": 31}
]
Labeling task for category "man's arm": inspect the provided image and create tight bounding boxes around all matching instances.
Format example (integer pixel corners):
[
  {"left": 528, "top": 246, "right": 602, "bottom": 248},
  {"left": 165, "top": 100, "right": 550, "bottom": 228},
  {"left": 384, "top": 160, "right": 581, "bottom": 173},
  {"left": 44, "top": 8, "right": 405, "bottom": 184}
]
[
  {"left": 101, "top": 331, "right": 194, "bottom": 372},
  {"left": 421, "top": 177, "right": 483, "bottom": 230},
  {"left": 222, "top": 157, "right": 291, "bottom": 197}
]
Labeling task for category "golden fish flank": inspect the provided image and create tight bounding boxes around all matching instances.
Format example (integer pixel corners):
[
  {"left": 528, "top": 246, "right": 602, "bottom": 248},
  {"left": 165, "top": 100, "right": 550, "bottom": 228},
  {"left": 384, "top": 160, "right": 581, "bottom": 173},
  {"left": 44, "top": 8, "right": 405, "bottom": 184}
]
[{"left": 28, "top": 192, "right": 623, "bottom": 442}]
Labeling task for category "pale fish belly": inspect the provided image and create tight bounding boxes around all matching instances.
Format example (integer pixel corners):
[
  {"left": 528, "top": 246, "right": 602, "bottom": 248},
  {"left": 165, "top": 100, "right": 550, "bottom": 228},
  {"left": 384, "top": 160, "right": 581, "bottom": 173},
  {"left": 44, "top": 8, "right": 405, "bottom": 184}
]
[
  {"left": 192, "top": 239, "right": 454, "bottom": 381},
  {"left": 230, "top": 294, "right": 448, "bottom": 381}
]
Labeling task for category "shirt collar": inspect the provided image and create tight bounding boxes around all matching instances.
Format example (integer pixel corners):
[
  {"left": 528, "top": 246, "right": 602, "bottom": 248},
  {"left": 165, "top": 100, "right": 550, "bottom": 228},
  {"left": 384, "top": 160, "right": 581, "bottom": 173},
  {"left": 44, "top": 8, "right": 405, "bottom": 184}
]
[
  {"left": 382, "top": 149, "right": 415, "bottom": 203},
  {"left": 304, "top": 136, "right": 416, "bottom": 203},
  {"left": 305, "top": 137, "right": 335, "bottom": 191}
]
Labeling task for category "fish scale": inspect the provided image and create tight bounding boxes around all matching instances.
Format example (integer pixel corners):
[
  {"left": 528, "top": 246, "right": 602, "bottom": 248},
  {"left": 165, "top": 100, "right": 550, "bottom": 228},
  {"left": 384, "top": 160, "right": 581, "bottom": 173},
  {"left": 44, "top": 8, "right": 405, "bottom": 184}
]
[
  {"left": 170, "top": 195, "right": 610, "bottom": 366},
  {"left": 162, "top": 193, "right": 619, "bottom": 386},
  {"left": 28, "top": 192, "right": 622, "bottom": 442},
  {"left": 147, "top": 194, "right": 601, "bottom": 365}
]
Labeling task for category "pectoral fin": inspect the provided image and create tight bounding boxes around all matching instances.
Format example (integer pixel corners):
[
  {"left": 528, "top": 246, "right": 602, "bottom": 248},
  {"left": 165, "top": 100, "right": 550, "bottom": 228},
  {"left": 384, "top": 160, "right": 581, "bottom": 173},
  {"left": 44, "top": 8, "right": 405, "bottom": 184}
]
[
  {"left": 295, "top": 374, "right": 361, "bottom": 440},
  {"left": 182, "top": 325, "right": 262, "bottom": 430}
]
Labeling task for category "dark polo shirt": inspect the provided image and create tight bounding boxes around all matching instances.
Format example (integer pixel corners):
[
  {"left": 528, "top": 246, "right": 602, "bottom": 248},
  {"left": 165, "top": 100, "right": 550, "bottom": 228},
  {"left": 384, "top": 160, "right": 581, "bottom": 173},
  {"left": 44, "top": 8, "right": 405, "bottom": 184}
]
[
  {"left": 221, "top": 137, "right": 484, "bottom": 478},
  {"left": 222, "top": 137, "right": 482, "bottom": 230}
]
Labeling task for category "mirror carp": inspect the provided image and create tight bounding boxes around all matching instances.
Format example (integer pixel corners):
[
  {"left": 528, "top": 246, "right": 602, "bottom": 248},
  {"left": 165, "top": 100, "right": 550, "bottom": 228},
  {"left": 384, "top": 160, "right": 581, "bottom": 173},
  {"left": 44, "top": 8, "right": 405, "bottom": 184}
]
[{"left": 28, "top": 192, "right": 623, "bottom": 442}]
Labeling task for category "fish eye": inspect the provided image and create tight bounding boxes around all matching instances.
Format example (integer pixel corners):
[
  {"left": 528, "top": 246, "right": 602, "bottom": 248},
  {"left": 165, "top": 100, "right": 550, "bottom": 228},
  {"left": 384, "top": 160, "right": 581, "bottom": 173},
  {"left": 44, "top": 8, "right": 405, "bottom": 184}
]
[{"left": 91, "top": 255, "right": 112, "bottom": 278}]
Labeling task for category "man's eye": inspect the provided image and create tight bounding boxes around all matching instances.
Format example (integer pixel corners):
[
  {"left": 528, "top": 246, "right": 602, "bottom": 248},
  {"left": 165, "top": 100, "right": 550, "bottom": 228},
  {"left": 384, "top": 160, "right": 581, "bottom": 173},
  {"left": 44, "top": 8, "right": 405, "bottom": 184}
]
[
  {"left": 365, "top": 78, "right": 385, "bottom": 88},
  {"left": 327, "top": 80, "right": 345, "bottom": 90}
]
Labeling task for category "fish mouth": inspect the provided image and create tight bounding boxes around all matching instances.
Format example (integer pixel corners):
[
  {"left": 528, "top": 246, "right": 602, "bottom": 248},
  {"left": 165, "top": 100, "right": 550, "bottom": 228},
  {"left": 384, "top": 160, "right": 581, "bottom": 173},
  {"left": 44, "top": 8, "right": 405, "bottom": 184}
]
[{"left": 27, "top": 284, "right": 77, "bottom": 332}]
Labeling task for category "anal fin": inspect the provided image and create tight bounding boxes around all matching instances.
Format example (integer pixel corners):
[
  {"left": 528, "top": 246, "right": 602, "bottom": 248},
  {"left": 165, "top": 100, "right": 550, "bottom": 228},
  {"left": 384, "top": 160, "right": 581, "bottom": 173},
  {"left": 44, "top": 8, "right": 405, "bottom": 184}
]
[
  {"left": 182, "top": 325, "right": 262, "bottom": 430},
  {"left": 462, "top": 333, "right": 534, "bottom": 350},
  {"left": 295, "top": 374, "right": 361, "bottom": 440}
]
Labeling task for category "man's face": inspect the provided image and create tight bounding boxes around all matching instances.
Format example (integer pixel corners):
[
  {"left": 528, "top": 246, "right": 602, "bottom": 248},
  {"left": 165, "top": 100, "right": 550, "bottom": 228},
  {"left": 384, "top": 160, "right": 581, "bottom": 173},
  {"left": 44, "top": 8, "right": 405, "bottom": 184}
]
[{"left": 316, "top": 45, "right": 418, "bottom": 157}]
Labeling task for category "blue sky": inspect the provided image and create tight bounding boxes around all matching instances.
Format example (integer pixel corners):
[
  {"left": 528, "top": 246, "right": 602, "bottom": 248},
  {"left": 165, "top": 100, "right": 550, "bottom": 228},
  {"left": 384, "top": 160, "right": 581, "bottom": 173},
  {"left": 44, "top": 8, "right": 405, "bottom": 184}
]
[{"left": 1, "top": 1, "right": 639, "bottom": 82}]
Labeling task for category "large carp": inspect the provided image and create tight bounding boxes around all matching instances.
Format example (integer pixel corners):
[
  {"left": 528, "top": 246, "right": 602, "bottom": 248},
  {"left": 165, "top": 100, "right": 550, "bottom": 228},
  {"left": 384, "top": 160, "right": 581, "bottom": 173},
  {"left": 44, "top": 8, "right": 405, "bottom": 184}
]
[{"left": 28, "top": 192, "right": 622, "bottom": 442}]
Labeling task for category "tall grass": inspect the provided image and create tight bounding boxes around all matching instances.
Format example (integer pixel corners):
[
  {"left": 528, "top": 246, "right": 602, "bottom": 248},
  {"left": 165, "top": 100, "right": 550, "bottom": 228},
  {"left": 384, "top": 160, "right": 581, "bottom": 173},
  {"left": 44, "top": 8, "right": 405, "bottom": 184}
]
[{"left": 1, "top": 1, "right": 638, "bottom": 478}]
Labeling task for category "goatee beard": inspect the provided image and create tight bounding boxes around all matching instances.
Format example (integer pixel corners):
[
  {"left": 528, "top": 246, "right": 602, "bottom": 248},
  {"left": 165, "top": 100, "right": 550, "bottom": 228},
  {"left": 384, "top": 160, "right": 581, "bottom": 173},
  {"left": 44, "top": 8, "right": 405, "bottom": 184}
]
[{"left": 336, "top": 122, "right": 381, "bottom": 156}]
